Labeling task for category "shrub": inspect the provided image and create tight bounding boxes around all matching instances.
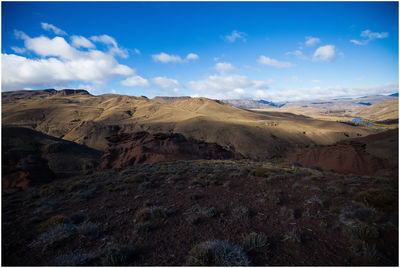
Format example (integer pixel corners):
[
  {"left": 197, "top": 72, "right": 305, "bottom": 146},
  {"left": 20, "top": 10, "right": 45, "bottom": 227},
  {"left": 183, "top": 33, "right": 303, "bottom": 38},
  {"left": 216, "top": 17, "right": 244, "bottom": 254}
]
[
  {"left": 241, "top": 232, "right": 269, "bottom": 252},
  {"left": 139, "top": 181, "right": 154, "bottom": 189},
  {"left": 263, "top": 192, "right": 281, "bottom": 205},
  {"left": 329, "top": 206, "right": 342, "bottom": 214},
  {"left": 350, "top": 222, "right": 379, "bottom": 241},
  {"left": 101, "top": 245, "right": 135, "bottom": 266},
  {"left": 76, "top": 221, "right": 99, "bottom": 238},
  {"left": 39, "top": 215, "right": 70, "bottom": 232},
  {"left": 283, "top": 229, "right": 302, "bottom": 243},
  {"left": 255, "top": 167, "right": 268, "bottom": 178},
  {"left": 201, "top": 207, "right": 218, "bottom": 217},
  {"left": 186, "top": 215, "right": 201, "bottom": 225},
  {"left": 124, "top": 174, "right": 146, "bottom": 184},
  {"left": 48, "top": 250, "right": 94, "bottom": 266},
  {"left": 188, "top": 193, "right": 202, "bottom": 200},
  {"left": 357, "top": 189, "right": 396, "bottom": 209},
  {"left": 327, "top": 186, "right": 343, "bottom": 194},
  {"left": 135, "top": 222, "right": 155, "bottom": 233},
  {"left": 232, "top": 206, "right": 250, "bottom": 218},
  {"left": 135, "top": 207, "right": 152, "bottom": 222},
  {"left": 152, "top": 207, "right": 167, "bottom": 218},
  {"left": 292, "top": 183, "right": 301, "bottom": 190},
  {"left": 188, "top": 240, "right": 250, "bottom": 266},
  {"left": 280, "top": 206, "right": 294, "bottom": 217},
  {"left": 29, "top": 224, "right": 76, "bottom": 252}
]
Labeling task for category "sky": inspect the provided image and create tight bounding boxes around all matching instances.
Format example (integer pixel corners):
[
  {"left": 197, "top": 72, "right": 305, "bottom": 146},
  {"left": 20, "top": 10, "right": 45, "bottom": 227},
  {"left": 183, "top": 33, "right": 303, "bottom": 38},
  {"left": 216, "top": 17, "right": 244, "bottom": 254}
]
[{"left": 2, "top": 1, "right": 399, "bottom": 101}]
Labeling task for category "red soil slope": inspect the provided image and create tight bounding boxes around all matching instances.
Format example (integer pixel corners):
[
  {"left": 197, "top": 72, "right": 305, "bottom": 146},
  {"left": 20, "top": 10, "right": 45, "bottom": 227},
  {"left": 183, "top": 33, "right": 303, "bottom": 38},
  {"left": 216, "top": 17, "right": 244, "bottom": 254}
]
[
  {"left": 287, "top": 129, "right": 397, "bottom": 176},
  {"left": 98, "top": 131, "right": 243, "bottom": 169}
]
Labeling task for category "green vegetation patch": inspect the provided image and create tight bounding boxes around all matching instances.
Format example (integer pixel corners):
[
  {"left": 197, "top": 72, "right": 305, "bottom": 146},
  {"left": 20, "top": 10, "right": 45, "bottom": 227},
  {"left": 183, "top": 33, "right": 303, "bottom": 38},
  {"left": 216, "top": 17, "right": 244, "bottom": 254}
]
[{"left": 356, "top": 188, "right": 396, "bottom": 210}]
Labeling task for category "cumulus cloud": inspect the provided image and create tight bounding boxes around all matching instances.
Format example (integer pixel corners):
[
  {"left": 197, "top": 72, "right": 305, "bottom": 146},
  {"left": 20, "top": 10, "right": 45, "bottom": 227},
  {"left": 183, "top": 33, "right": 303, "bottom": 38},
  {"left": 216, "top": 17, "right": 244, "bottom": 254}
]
[
  {"left": 152, "top": 76, "right": 180, "bottom": 88},
  {"left": 2, "top": 29, "right": 134, "bottom": 91},
  {"left": 90, "top": 34, "right": 128, "bottom": 58},
  {"left": 258, "top": 56, "right": 294, "bottom": 68},
  {"left": 187, "top": 73, "right": 275, "bottom": 99},
  {"left": 225, "top": 30, "right": 246, "bottom": 43},
  {"left": 285, "top": 50, "right": 307, "bottom": 60},
  {"left": 41, "top": 22, "right": 67, "bottom": 35},
  {"left": 186, "top": 53, "right": 199, "bottom": 60},
  {"left": 71, "top": 35, "right": 95, "bottom": 48},
  {"left": 313, "top": 45, "right": 335, "bottom": 62},
  {"left": 121, "top": 74, "right": 149, "bottom": 87},
  {"left": 90, "top": 34, "right": 117, "bottom": 47},
  {"left": 350, "top": 29, "right": 389, "bottom": 45},
  {"left": 305, "top": 36, "right": 321, "bottom": 46},
  {"left": 152, "top": 52, "right": 182, "bottom": 63},
  {"left": 215, "top": 62, "right": 234, "bottom": 73},
  {"left": 152, "top": 52, "right": 198, "bottom": 63}
]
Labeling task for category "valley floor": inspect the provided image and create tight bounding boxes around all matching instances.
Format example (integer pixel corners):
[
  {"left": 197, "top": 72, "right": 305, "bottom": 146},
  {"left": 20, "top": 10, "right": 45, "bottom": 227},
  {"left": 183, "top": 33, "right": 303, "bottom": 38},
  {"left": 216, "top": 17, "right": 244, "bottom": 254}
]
[{"left": 2, "top": 159, "right": 398, "bottom": 266}]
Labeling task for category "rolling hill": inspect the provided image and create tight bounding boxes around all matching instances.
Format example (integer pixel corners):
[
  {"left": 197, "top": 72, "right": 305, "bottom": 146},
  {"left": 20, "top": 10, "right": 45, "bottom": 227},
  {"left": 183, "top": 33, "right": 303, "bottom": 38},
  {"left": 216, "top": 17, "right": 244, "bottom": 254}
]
[
  {"left": 352, "top": 98, "right": 399, "bottom": 122},
  {"left": 2, "top": 89, "right": 380, "bottom": 159}
]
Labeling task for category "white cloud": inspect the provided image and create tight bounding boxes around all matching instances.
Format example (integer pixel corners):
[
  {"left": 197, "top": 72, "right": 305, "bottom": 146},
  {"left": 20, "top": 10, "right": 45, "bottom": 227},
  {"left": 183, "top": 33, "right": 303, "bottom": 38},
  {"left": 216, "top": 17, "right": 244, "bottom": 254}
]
[
  {"left": 313, "top": 45, "right": 335, "bottom": 62},
  {"left": 186, "top": 53, "right": 199, "bottom": 60},
  {"left": 71, "top": 35, "right": 95, "bottom": 48},
  {"left": 14, "top": 30, "right": 29, "bottom": 40},
  {"left": 361, "top": 29, "right": 389, "bottom": 39},
  {"left": 187, "top": 74, "right": 275, "bottom": 99},
  {"left": 188, "top": 74, "right": 252, "bottom": 93},
  {"left": 11, "top": 46, "right": 26, "bottom": 54},
  {"left": 90, "top": 34, "right": 117, "bottom": 47},
  {"left": 41, "top": 22, "right": 67, "bottom": 35},
  {"left": 350, "top": 39, "right": 363, "bottom": 45},
  {"left": 286, "top": 50, "right": 307, "bottom": 60},
  {"left": 2, "top": 30, "right": 134, "bottom": 91},
  {"left": 134, "top": 48, "right": 141, "bottom": 55},
  {"left": 215, "top": 62, "right": 234, "bottom": 73},
  {"left": 121, "top": 75, "right": 149, "bottom": 87},
  {"left": 258, "top": 56, "right": 294, "bottom": 68},
  {"left": 350, "top": 29, "right": 389, "bottom": 45},
  {"left": 252, "top": 79, "right": 274, "bottom": 89},
  {"left": 225, "top": 30, "right": 246, "bottom": 43},
  {"left": 152, "top": 76, "right": 180, "bottom": 88},
  {"left": 152, "top": 52, "right": 182, "bottom": 63},
  {"left": 90, "top": 34, "right": 128, "bottom": 58},
  {"left": 253, "top": 82, "right": 398, "bottom": 102},
  {"left": 305, "top": 36, "right": 321, "bottom": 46},
  {"left": 152, "top": 52, "right": 198, "bottom": 63}
]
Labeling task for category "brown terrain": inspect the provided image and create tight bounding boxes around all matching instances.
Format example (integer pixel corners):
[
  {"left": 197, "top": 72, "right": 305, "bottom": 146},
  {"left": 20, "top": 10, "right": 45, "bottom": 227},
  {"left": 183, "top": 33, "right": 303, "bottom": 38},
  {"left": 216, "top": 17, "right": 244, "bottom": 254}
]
[
  {"left": 2, "top": 89, "right": 398, "bottom": 266},
  {"left": 98, "top": 131, "right": 242, "bottom": 169},
  {"left": 287, "top": 129, "right": 398, "bottom": 176}
]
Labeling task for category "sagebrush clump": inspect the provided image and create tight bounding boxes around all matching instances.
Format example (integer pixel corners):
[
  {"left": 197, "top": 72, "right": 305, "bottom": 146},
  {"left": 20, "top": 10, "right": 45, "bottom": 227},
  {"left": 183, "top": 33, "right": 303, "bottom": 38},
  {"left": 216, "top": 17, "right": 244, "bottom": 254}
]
[{"left": 188, "top": 240, "right": 250, "bottom": 266}]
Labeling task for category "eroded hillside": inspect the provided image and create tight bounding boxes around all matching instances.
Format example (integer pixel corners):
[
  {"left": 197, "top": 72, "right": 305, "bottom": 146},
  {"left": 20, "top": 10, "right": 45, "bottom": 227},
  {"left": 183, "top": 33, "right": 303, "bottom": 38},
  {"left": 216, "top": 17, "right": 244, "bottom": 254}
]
[{"left": 2, "top": 90, "right": 379, "bottom": 159}]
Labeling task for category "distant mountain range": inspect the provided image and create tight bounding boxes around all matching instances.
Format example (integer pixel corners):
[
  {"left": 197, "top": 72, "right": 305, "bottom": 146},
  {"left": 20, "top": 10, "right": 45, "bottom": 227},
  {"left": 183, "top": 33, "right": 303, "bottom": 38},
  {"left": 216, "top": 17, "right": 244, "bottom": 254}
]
[
  {"left": 220, "top": 99, "right": 286, "bottom": 109},
  {"left": 220, "top": 93, "right": 398, "bottom": 111}
]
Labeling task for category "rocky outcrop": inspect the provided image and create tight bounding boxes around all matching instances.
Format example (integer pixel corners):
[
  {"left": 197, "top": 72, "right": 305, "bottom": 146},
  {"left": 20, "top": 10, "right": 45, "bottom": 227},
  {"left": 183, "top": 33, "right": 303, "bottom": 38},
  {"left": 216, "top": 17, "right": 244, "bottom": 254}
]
[
  {"left": 57, "top": 89, "right": 90, "bottom": 96},
  {"left": 287, "top": 130, "right": 397, "bottom": 175},
  {"left": 98, "top": 131, "right": 243, "bottom": 169}
]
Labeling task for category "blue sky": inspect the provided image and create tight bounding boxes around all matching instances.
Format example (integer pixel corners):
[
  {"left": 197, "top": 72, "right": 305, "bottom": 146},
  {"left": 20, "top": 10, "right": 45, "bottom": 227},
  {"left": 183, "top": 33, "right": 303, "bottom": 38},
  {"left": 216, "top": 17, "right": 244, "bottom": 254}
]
[{"left": 2, "top": 1, "right": 398, "bottom": 101}]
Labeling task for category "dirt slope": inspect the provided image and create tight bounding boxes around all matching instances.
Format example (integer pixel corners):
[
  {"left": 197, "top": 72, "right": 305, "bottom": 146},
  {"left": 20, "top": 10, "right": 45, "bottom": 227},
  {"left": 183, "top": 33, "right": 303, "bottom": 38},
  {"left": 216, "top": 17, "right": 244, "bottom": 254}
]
[
  {"left": 98, "top": 131, "right": 242, "bottom": 169},
  {"left": 287, "top": 129, "right": 398, "bottom": 176},
  {"left": 2, "top": 90, "right": 378, "bottom": 159},
  {"left": 2, "top": 126, "right": 102, "bottom": 189}
]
